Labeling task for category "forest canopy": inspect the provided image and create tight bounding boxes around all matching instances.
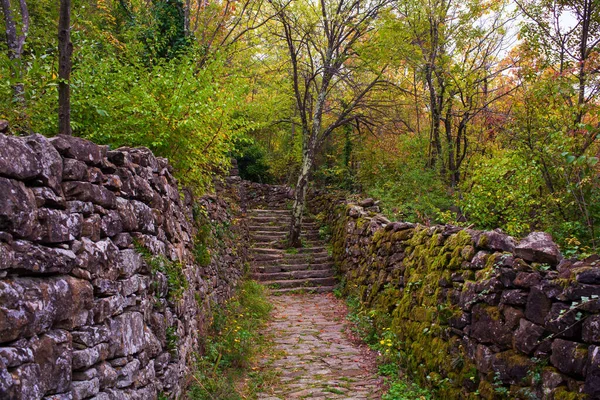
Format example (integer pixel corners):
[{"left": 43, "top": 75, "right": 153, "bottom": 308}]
[{"left": 1, "top": 0, "right": 598, "bottom": 252}]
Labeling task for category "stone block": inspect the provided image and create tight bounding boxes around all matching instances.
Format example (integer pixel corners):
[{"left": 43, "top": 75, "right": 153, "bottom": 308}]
[
  {"left": 72, "top": 377, "right": 100, "bottom": 400},
  {"left": 31, "top": 187, "right": 66, "bottom": 209},
  {"left": 585, "top": 345, "right": 600, "bottom": 397},
  {"left": 513, "top": 319, "right": 545, "bottom": 355},
  {"left": 490, "top": 350, "right": 534, "bottom": 384},
  {"left": 8, "top": 240, "right": 77, "bottom": 274},
  {"left": 0, "top": 177, "right": 36, "bottom": 238},
  {"left": 576, "top": 267, "right": 600, "bottom": 284},
  {"left": 50, "top": 135, "right": 105, "bottom": 166},
  {"left": 0, "top": 276, "right": 93, "bottom": 342},
  {"left": 34, "top": 209, "right": 82, "bottom": 243},
  {"left": 583, "top": 315, "right": 600, "bottom": 344},
  {"left": 501, "top": 289, "right": 528, "bottom": 305},
  {"left": 63, "top": 181, "right": 117, "bottom": 209},
  {"left": 108, "top": 312, "right": 146, "bottom": 358},
  {"left": 478, "top": 229, "right": 516, "bottom": 252},
  {"left": 63, "top": 158, "right": 88, "bottom": 181},
  {"left": 78, "top": 238, "right": 120, "bottom": 280},
  {"left": 470, "top": 304, "right": 513, "bottom": 348},
  {"left": 24, "top": 134, "right": 63, "bottom": 195},
  {"left": 0, "top": 133, "right": 41, "bottom": 180},
  {"left": 515, "top": 232, "right": 562, "bottom": 266},
  {"left": 101, "top": 210, "right": 123, "bottom": 238},
  {"left": 525, "top": 286, "right": 552, "bottom": 325},
  {"left": 72, "top": 342, "right": 109, "bottom": 370},
  {"left": 551, "top": 338, "right": 588, "bottom": 377}
]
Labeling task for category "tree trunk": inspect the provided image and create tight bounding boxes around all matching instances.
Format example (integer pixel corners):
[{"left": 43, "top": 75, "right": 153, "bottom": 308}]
[
  {"left": 58, "top": 0, "right": 72, "bottom": 135},
  {"left": 1, "top": 0, "right": 29, "bottom": 105},
  {"left": 289, "top": 94, "right": 324, "bottom": 247},
  {"left": 289, "top": 148, "right": 314, "bottom": 248}
]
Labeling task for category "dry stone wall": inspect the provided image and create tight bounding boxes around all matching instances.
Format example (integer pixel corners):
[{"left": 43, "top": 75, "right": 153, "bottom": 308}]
[
  {"left": 241, "top": 181, "right": 293, "bottom": 210},
  {"left": 0, "top": 133, "right": 247, "bottom": 399},
  {"left": 311, "top": 191, "right": 600, "bottom": 399}
]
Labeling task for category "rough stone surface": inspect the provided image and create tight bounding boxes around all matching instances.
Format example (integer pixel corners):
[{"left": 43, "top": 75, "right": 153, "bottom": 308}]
[
  {"left": 308, "top": 187, "right": 600, "bottom": 399},
  {"left": 256, "top": 294, "right": 383, "bottom": 399},
  {"left": 515, "top": 231, "right": 562, "bottom": 265},
  {"left": 0, "top": 133, "right": 41, "bottom": 180},
  {"left": 0, "top": 177, "right": 37, "bottom": 238},
  {"left": 0, "top": 134, "right": 247, "bottom": 399}
]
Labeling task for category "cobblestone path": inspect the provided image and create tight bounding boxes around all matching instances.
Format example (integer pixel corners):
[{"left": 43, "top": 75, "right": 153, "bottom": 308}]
[{"left": 257, "top": 293, "right": 384, "bottom": 399}]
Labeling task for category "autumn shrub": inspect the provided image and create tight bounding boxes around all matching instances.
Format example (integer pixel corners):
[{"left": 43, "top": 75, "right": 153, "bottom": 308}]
[
  {"left": 458, "top": 148, "right": 546, "bottom": 238},
  {"left": 357, "top": 134, "right": 452, "bottom": 224}
]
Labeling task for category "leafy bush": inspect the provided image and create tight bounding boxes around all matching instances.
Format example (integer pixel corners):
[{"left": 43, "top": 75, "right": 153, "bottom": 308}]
[
  {"left": 234, "top": 140, "right": 273, "bottom": 183},
  {"left": 357, "top": 134, "right": 452, "bottom": 224},
  {"left": 0, "top": 2, "right": 251, "bottom": 192},
  {"left": 459, "top": 148, "right": 545, "bottom": 237}
]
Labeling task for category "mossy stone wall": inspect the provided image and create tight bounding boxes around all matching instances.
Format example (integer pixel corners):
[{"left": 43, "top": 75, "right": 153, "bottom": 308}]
[{"left": 311, "top": 192, "right": 600, "bottom": 399}]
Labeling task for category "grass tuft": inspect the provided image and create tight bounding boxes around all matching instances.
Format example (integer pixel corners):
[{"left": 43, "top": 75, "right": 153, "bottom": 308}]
[{"left": 187, "top": 280, "right": 276, "bottom": 399}]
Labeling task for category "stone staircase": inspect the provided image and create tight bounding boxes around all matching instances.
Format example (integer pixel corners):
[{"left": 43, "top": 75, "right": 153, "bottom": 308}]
[{"left": 247, "top": 208, "right": 337, "bottom": 293}]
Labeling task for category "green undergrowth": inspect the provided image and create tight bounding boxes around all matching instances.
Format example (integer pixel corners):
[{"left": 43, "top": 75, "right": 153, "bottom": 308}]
[
  {"left": 134, "top": 240, "right": 188, "bottom": 301},
  {"left": 342, "top": 292, "right": 437, "bottom": 399},
  {"left": 187, "top": 280, "right": 276, "bottom": 399}
]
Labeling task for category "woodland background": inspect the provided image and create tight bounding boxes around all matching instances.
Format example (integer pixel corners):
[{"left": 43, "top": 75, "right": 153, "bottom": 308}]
[{"left": 1, "top": 0, "right": 598, "bottom": 254}]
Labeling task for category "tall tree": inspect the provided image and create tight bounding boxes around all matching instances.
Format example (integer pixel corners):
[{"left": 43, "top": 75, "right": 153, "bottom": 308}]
[
  {"left": 269, "top": 0, "right": 390, "bottom": 247},
  {"left": 58, "top": 0, "right": 72, "bottom": 135},
  {"left": 391, "top": 0, "right": 514, "bottom": 186},
  {"left": 516, "top": 0, "right": 600, "bottom": 152},
  {"left": 0, "top": 0, "right": 29, "bottom": 105}
]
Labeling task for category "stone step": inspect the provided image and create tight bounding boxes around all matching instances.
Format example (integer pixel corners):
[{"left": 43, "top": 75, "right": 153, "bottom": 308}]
[
  {"left": 247, "top": 209, "right": 291, "bottom": 215},
  {"left": 263, "top": 277, "right": 337, "bottom": 289},
  {"left": 251, "top": 253, "right": 330, "bottom": 262},
  {"left": 252, "top": 269, "right": 334, "bottom": 281},
  {"left": 248, "top": 216, "right": 317, "bottom": 225},
  {"left": 254, "top": 263, "right": 334, "bottom": 273},
  {"left": 251, "top": 251, "right": 328, "bottom": 259},
  {"left": 251, "top": 243, "right": 323, "bottom": 251},
  {"left": 251, "top": 247, "right": 327, "bottom": 255},
  {"left": 253, "top": 256, "right": 331, "bottom": 266},
  {"left": 251, "top": 235, "right": 320, "bottom": 243},
  {"left": 248, "top": 223, "right": 319, "bottom": 233},
  {"left": 250, "top": 231, "right": 320, "bottom": 238},
  {"left": 269, "top": 286, "right": 336, "bottom": 294}
]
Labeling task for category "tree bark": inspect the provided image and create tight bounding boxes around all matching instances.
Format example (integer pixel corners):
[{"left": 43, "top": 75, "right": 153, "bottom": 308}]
[
  {"left": 1, "top": 0, "right": 29, "bottom": 104},
  {"left": 58, "top": 0, "right": 72, "bottom": 135},
  {"left": 289, "top": 144, "right": 314, "bottom": 248},
  {"left": 289, "top": 101, "right": 322, "bottom": 247}
]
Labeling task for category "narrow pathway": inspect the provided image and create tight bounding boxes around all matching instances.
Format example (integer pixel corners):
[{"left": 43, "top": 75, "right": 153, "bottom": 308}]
[
  {"left": 257, "top": 293, "right": 384, "bottom": 399},
  {"left": 246, "top": 194, "right": 383, "bottom": 398}
]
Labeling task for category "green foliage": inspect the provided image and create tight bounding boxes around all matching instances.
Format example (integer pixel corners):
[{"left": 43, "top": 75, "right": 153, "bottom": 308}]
[
  {"left": 459, "top": 148, "right": 544, "bottom": 237},
  {"left": 152, "top": 255, "right": 188, "bottom": 301},
  {"left": 139, "top": 0, "right": 190, "bottom": 63},
  {"left": 193, "top": 223, "right": 212, "bottom": 266},
  {"left": 0, "top": 1, "right": 251, "bottom": 192},
  {"left": 357, "top": 134, "right": 452, "bottom": 224},
  {"left": 345, "top": 295, "right": 378, "bottom": 344},
  {"left": 234, "top": 139, "right": 273, "bottom": 183},
  {"left": 134, "top": 240, "right": 188, "bottom": 301},
  {"left": 165, "top": 326, "right": 179, "bottom": 356},
  {"left": 188, "top": 280, "right": 273, "bottom": 399},
  {"left": 383, "top": 381, "right": 436, "bottom": 400}
]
